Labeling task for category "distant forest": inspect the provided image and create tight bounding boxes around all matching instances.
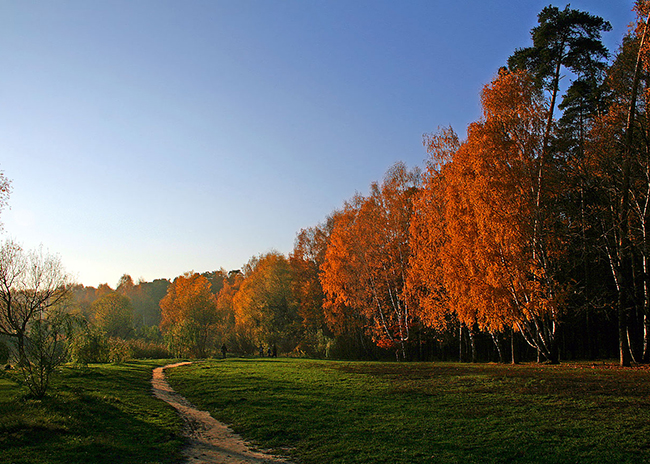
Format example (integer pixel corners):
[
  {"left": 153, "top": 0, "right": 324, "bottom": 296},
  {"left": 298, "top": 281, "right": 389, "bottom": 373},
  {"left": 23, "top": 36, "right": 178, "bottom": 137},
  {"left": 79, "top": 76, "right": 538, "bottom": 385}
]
[{"left": 67, "top": 2, "right": 650, "bottom": 366}]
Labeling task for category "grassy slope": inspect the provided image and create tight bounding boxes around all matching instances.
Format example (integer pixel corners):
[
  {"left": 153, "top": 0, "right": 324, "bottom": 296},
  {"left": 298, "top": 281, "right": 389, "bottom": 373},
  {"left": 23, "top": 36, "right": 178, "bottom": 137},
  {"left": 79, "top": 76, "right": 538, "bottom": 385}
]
[
  {"left": 0, "top": 360, "right": 184, "bottom": 464},
  {"left": 167, "top": 359, "right": 650, "bottom": 464}
]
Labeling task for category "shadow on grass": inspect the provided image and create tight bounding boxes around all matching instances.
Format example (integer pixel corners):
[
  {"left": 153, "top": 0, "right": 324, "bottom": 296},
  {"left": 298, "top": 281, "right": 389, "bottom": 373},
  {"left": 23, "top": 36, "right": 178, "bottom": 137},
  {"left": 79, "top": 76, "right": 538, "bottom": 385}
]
[
  {"left": 0, "top": 361, "right": 184, "bottom": 464},
  {"left": 168, "top": 359, "right": 650, "bottom": 464}
]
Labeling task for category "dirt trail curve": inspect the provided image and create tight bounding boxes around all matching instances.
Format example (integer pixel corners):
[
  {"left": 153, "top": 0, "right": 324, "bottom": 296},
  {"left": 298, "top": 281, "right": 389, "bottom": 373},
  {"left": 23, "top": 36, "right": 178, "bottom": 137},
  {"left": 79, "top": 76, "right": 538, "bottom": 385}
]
[{"left": 151, "top": 362, "right": 292, "bottom": 464}]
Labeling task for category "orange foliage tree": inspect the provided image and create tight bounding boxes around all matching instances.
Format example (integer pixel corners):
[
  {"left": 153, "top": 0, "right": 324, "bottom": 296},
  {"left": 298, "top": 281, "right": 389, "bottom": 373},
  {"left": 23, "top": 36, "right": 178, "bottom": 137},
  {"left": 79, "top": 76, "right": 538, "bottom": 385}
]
[
  {"left": 232, "top": 252, "right": 300, "bottom": 354},
  {"left": 214, "top": 270, "right": 241, "bottom": 351},
  {"left": 409, "top": 70, "right": 567, "bottom": 363},
  {"left": 289, "top": 219, "right": 334, "bottom": 356},
  {"left": 319, "top": 205, "right": 372, "bottom": 351},
  {"left": 159, "top": 272, "right": 219, "bottom": 357},
  {"left": 321, "top": 162, "right": 420, "bottom": 360},
  {"left": 406, "top": 127, "right": 458, "bottom": 331}
]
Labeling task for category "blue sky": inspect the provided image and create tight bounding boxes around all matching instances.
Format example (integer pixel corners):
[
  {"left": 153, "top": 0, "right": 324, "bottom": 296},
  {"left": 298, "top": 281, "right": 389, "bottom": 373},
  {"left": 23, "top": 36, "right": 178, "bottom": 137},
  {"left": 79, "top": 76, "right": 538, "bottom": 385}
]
[{"left": 0, "top": 1, "right": 636, "bottom": 287}]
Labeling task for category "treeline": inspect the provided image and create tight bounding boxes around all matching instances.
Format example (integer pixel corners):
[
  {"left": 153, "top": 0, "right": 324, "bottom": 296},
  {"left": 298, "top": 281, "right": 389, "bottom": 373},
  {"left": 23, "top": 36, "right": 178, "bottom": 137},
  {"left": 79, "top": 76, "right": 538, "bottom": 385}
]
[{"left": 68, "top": 3, "right": 650, "bottom": 366}]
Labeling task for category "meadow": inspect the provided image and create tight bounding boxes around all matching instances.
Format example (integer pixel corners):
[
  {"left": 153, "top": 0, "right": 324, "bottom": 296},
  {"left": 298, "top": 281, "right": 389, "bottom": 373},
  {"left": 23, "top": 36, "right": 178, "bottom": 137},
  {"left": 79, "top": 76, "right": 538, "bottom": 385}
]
[
  {"left": 167, "top": 359, "right": 650, "bottom": 464},
  {"left": 2, "top": 358, "right": 650, "bottom": 463},
  {"left": 0, "top": 360, "right": 184, "bottom": 464}
]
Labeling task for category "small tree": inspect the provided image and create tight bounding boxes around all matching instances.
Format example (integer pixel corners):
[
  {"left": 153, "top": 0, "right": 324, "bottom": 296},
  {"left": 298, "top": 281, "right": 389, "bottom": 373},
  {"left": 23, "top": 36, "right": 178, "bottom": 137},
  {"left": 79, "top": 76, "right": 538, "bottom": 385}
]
[
  {"left": 21, "top": 309, "right": 74, "bottom": 398},
  {"left": 0, "top": 240, "right": 71, "bottom": 397},
  {"left": 68, "top": 324, "right": 110, "bottom": 364},
  {"left": 0, "top": 240, "right": 70, "bottom": 365}
]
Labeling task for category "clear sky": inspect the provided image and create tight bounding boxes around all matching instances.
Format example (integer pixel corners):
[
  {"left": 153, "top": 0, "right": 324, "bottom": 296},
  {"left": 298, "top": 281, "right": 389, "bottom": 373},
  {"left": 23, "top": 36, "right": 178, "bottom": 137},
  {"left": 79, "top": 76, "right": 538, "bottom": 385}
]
[{"left": 0, "top": 1, "right": 636, "bottom": 288}]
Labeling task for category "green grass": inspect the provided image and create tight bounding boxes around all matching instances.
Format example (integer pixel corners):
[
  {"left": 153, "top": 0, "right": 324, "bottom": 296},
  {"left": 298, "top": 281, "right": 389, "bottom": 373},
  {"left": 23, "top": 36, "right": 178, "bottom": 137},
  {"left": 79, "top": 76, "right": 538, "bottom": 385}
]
[
  {"left": 166, "top": 359, "right": 650, "bottom": 463},
  {"left": 3, "top": 358, "right": 649, "bottom": 463},
  {"left": 0, "top": 360, "right": 184, "bottom": 464}
]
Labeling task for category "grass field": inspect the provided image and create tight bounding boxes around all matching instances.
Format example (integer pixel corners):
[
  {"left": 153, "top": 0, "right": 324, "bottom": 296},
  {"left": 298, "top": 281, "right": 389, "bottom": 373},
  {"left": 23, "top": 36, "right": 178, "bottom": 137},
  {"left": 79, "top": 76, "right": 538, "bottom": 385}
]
[
  {"left": 2, "top": 358, "right": 649, "bottom": 463},
  {"left": 0, "top": 360, "right": 184, "bottom": 464},
  {"left": 166, "top": 358, "right": 650, "bottom": 464}
]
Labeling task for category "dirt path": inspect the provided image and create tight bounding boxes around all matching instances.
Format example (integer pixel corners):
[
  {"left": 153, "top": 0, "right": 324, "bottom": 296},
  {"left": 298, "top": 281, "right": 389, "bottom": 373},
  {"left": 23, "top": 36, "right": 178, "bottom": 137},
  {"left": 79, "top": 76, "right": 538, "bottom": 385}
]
[{"left": 151, "top": 362, "right": 291, "bottom": 464}]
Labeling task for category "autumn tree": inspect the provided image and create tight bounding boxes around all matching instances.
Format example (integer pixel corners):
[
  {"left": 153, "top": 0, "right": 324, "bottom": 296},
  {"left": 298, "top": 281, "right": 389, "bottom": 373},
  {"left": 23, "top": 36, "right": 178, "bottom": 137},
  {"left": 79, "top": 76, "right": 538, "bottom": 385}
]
[
  {"left": 232, "top": 252, "right": 300, "bottom": 354},
  {"left": 116, "top": 274, "right": 135, "bottom": 296},
  {"left": 95, "top": 283, "right": 113, "bottom": 298},
  {"left": 406, "top": 127, "right": 468, "bottom": 356},
  {"left": 69, "top": 284, "right": 99, "bottom": 320},
  {"left": 213, "top": 270, "right": 241, "bottom": 351},
  {"left": 202, "top": 269, "right": 228, "bottom": 296},
  {"left": 321, "top": 163, "right": 420, "bottom": 360},
  {"left": 411, "top": 70, "right": 571, "bottom": 363},
  {"left": 318, "top": 206, "right": 375, "bottom": 358},
  {"left": 290, "top": 219, "right": 335, "bottom": 356},
  {"left": 159, "top": 272, "right": 219, "bottom": 358},
  {"left": 436, "top": 4, "right": 614, "bottom": 364}
]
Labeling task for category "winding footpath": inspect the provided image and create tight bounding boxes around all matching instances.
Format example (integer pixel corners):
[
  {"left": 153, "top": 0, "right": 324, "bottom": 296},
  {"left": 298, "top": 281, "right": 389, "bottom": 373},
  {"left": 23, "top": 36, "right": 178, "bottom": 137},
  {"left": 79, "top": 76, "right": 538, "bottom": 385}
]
[{"left": 151, "top": 362, "right": 291, "bottom": 464}]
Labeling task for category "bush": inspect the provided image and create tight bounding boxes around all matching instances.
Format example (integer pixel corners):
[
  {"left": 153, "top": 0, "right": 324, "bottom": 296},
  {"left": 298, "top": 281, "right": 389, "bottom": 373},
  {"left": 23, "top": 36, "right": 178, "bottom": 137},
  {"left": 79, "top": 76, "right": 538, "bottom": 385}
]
[
  {"left": 108, "top": 338, "right": 132, "bottom": 364},
  {"left": 126, "top": 339, "right": 170, "bottom": 359},
  {"left": 21, "top": 312, "right": 72, "bottom": 398},
  {"left": 296, "top": 329, "right": 335, "bottom": 359},
  {"left": 68, "top": 326, "right": 109, "bottom": 364},
  {"left": 138, "top": 325, "right": 164, "bottom": 343},
  {"left": 0, "top": 340, "right": 10, "bottom": 364}
]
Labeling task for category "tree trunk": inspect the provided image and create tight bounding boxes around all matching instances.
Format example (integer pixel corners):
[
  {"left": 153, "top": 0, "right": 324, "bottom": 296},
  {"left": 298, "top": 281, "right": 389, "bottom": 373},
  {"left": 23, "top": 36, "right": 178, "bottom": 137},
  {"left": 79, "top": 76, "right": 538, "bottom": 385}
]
[
  {"left": 469, "top": 328, "right": 477, "bottom": 363},
  {"left": 548, "top": 332, "right": 560, "bottom": 364},
  {"left": 491, "top": 331, "right": 505, "bottom": 363},
  {"left": 618, "top": 13, "right": 649, "bottom": 367},
  {"left": 15, "top": 331, "right": 27, "bottom": 367},
  {"left": 643, "top": 312, "right": 650, "bottom": 364},
  {"left": 458, "top": 324, "right": 463, "bottom": 363},
  {"left": 543, "top": 319, "right": 560, "bottom": 364}
]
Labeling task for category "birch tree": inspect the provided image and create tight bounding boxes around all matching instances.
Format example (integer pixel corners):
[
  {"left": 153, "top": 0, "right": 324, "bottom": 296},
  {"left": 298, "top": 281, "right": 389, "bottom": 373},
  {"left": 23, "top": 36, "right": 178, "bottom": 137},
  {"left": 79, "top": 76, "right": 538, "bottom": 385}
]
[{"left": 321, "top": 163, "right": 420, "bottom": 360}]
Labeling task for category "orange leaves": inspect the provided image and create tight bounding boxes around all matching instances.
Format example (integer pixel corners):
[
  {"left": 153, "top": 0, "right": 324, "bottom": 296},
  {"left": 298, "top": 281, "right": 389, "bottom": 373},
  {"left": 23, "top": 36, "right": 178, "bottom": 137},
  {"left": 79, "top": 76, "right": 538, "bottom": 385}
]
[
  {"left": 231, "top": 251, "right": 300, "bottom": 351},
  {"left": 407, "top": 70, "right": 555, "bottom": 337},
  {"left": 289, "top": 225, "right": 330, "bottom": 331},
  {"left": 321, "top": 163, "right": 419, "bottom": 357},
  {"left": 481, "top": 69, "right": 547, "bottom": 138},
  {"left": 159, "top": 272, "right": 218, "bottom": 333},
  {"left": 159, "top": 272, "right": 220, "bottom": 357}
]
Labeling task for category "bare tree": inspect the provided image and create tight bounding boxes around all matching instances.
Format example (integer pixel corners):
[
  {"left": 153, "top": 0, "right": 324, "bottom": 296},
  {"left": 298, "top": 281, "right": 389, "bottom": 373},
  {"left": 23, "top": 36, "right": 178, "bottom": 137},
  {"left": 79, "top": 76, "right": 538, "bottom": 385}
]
[
  {"left": 0, "top": 239, "right": 70, "bottom": 365},
  {"left": 0, "top": 169, "right": 11, "bottom": 232}
]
